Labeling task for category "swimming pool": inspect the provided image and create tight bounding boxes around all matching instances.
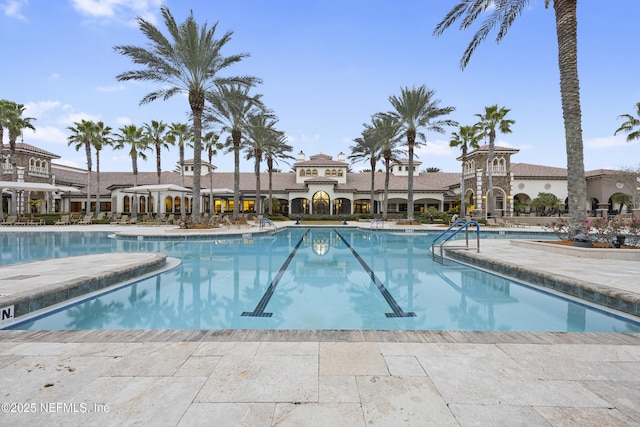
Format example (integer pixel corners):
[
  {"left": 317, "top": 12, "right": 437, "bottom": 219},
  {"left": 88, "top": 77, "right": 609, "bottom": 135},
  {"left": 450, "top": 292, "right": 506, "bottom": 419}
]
[{"left": 4, "top": 228, "right": 639, "bottom": 332}]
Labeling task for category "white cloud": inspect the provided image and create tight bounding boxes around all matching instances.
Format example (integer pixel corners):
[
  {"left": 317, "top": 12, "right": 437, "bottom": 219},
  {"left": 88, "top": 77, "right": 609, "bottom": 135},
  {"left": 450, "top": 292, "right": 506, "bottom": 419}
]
[
  {"left": 96, "top": 84, "right": 126, "bottom": 92},
  {"left": 22, "top": 125, "right": 68, "bottom": 145},
  {"left": 585, "top": 135, "right": 630, "bottom": 149},
  {"left": 70, "top": 0, "right": 162, "bottom": 25},
  {"left": 24, "top": 100, "right": 66, "bottom": 118},
  {"left": 114, "top": 116, "right": 132, "bottom": 126},
  {"left": 1, "top": 0, "right": 28, "bottom": 20}
]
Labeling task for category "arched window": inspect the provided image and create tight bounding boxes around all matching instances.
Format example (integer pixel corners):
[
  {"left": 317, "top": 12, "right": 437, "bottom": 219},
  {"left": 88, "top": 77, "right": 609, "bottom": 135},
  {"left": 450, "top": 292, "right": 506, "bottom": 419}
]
[
  {"left": 331, "top": 169, "right": 337, "bottom": 176},
  {"left": 300, "top": 169, "right": 305, "bottom": 177},
  {"left": 312, "top": 169, "right": 318, "bottom": 176},
  {"left": 337, "top": 170, "right": 343, "bottom": 177},
  {"left": 313, "top": 191, "right": 330, "bottom": 214},
  {"left": 325, "top": 169, "right": 330, "bottom": 176}
]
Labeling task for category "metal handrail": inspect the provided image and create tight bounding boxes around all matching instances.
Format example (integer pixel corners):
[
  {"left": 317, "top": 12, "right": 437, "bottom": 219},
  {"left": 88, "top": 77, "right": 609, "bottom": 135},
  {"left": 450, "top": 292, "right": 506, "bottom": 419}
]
[
  {"left": 370, "top": 217, "right": 384, "bottom": 229},
  {"left": 431, "top": 220, "right": 480, "bottom": 264},
  {"left": 259, "top": 217, "right": 277, "bottom": 231}
]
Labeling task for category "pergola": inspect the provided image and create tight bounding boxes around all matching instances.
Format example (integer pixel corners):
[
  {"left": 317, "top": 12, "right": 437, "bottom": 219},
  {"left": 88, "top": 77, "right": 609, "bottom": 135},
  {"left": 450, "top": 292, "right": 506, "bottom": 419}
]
[{"left": 0, "top": 180, "right": 80, "bottom": 215}]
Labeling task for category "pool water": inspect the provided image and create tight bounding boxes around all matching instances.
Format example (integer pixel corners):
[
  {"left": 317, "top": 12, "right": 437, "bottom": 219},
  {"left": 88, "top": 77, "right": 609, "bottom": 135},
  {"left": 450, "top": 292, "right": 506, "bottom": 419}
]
[{"left": 3, "top": 229, "right": 639, "bottom": 332}]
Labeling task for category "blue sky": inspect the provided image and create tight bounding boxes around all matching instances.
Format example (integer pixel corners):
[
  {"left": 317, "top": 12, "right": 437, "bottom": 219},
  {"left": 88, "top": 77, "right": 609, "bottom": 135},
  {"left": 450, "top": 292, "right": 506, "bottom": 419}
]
[{"left": 1, "top": 0, "right": 638, "bottom": 174}]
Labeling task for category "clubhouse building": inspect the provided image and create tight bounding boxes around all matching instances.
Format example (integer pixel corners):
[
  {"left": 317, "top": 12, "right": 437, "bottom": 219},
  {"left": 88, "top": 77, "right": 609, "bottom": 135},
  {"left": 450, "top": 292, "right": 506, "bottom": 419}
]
[{"left": 0, "top": 142, "right": 635, "bottom": 218}]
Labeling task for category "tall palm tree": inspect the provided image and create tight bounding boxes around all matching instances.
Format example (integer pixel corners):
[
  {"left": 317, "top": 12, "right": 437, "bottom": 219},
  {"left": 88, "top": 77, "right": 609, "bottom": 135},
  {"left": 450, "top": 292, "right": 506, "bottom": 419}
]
[
  {"left": 114, "top": 5, "right": 258, "bottom": 224},
  {"left": 434, "top": 0, "right": 587, "bottom": 237},
  {"left": 367, "top": 114, "right": 404, "bottom": 220},
  {"left": 615, "top": 102, "right": 640, "bottom": 143},
  {"left": 166, "top": 122, "right": 191, "bottom": 217},
  {"left": 349, "top": 128, "right": 381, "bottom": 215},
  {"left": 202, "top": 130, "right": 222, "bottom": 215},
  {"left": 91, "top": 121, "right": 113, "bottom": 216},
  {"left": 206, "top": 83, "right": 265, "bottom": 220},
  {"left": 5, "top": 102, "right": 36, "bottom": 216},
  {"left": 143, "top": 120, "right": 169, "bottom": 185},
  {"left": 474, "top": 105, "right": 514, "bottom": 218},
  {"left": 244, "top": 112, "right": 279, "bottom": 216},
  {"left": 385, "top": 85, "right": 456, "bottom": 222},
  {"left": 263, "top": 132, "right": 293, "bottom": 215},
  {"left": 114, "top": 124, "right": 149, "bottom": 216},
  {"left": 449, "top": 125, "right": 482, "bottom": 217},
  {"left": 0, "top": 99, "right": 16, "bottom": 218},
  {"left": 68, "top": 119, "right": 95, "bottom": 216}
]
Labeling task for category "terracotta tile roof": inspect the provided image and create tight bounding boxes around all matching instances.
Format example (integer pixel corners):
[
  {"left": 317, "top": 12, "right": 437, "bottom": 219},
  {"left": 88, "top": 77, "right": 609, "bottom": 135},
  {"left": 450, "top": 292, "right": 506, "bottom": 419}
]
[
  {"left": 294, "top": 153, "right": 347, "bottom": 167},
  {"left": 2, "top": 143, "right": 60, "bottom": 159},
  {"left": 511, "top": 163, "right": 567, "bottom": 178}
]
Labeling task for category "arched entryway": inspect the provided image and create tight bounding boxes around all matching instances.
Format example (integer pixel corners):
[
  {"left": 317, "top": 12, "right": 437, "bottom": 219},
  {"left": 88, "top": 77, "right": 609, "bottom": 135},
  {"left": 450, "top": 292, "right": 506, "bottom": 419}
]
[{"left": 313, "top": 191, "right": 330, "bottom": 215}]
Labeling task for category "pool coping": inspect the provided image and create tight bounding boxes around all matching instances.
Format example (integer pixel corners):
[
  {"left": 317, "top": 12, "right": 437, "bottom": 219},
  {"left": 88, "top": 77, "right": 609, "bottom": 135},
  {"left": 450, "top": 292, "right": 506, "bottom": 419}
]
[
  {"left": 445, "top": 244, "right": 640, "bottom": 317},
  {"left": 0, "top": 252, "right": 168, "bottom": 322},
  {"left": 1, "top": 328, "right": 639, "bottom": 345}
]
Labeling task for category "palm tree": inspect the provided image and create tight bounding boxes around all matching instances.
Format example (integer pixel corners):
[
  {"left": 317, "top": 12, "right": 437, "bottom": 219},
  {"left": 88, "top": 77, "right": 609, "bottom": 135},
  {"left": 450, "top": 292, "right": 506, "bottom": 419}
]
[
  {"left": 450, "top": 125, "right": 482, "bottom": 217},
  {"left": 202, "top": 130, "right": 222, "bottom": 214},
  {"left": 350, "top": 128, "right": 381, "bottom": 215},
  {"left": 244, "top": 112, "right": 280, "bottom": 216},
  {"left": 67, "top": 119, "right": 96, "bottom": 216},
  {"left": 615, "top": 102, "right": 640, "bottom": 143},
  {"left": 5, "top": 102, "right": 36, "bottom": 216},
  {"left": 166, "top": 122, "right": 191, "bottom": 217},
  {"left": 143, "top": 120, "right": 169, "bottom": 185},
  {"left": 114, "top": 124, "right": 150, "bottom": 216},
  {"left": 91, "top": 121, "right": 113, "bottom": 216},
  {"left": 434, "top": 0, "right": 587, "bottom": 237},
  {"left": 206, "top": 83, "right": 265, "bottom": 220},
  {"left": 385, "top": 85, "right": 457, "bottom": 222},
  {"left": 367, "top": 114, "right": 404, "bottom": 220},
  {"left": 474, "top": 105, "right": 514, "bottom": 218},
  {"left": 263, "top": 132, "right": 293, "bottom": 216},
  {"left": 114, "top": 5, "right": 258, "bottom": 224}
]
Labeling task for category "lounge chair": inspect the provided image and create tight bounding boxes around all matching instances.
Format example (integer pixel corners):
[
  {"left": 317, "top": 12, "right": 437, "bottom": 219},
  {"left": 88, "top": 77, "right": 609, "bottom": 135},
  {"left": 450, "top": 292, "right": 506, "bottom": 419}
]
[
  {"left": 0, "top": 215, "right": 17, "bottom": 226},
  {"left": 54, "top": 215, "right": 71, "bottom": 225},
  {"left": 78, "top": 215, "right": 93, "bottom": 225},
  {"left": 28, "top": 218, "right": 45, "bottom": 226},
  {"left": 111, "top": 214, "right": 129, "bottom": 225}
]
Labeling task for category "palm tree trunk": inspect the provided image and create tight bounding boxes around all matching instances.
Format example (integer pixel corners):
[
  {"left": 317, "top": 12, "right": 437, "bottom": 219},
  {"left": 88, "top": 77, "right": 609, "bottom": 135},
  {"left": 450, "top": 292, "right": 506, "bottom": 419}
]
[
  {"left": 131, "top": 158, "right": 138, "bottom": 217},
  {"left": 383, "top": 157, "right": 390, "bottom": 220},
  {"left": 232, "top": 128, "right": 241, "bottom": 220},
  {"left": 255, "top": 148, "right": 262, "bottom": 216},
  {"left": 554, "top": 0, "right": 586, "bottom": 238},
  {"left": 190, "top": 93, "right": 204, "bottom": 225},
  {"left": 267, "top": 157, "right": 274, "bottom": 215},
  {"left": 156, "top": 144, "right": 162, "bottom": 185},
  {"left": 407, "top": 131, "right": 415, "bottom": 223},
  {"left": 85, "top": 141, "right": 92, "bottom": 216},
  {"left": 369, "top": 157, "right": 376, "bottom": 215},
  {"left": 209, "top": 152, "right": 214, "bottom": 215},
  {"left": 488, "top": 134, "right": 495, "bottom": 218},
  {"left": 96, "top": 150, "right": 101, "bottom": 217},
  {"left": 179, "top": 144, "right": 186, "bottom": 218},
  {"left": 460, "top": 151, "right": 466, "bottom": 217}
]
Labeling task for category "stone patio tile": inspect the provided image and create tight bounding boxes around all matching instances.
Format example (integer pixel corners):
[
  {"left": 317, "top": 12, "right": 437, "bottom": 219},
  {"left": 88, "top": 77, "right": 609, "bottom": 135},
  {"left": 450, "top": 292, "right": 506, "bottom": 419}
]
[
  {"left": 177, "top": 402, "right": 275, "bottom": 427},
  {"left": 582, "top": 380, "right": 640, "bottom": 425},
  {"left": 357, "top": 375, "right": 457, "bottom": 426},
  {"left": 1, "top": 341, "right": 80, "bottom": 356},
  {"left": 0, "top": 355, "right": 121, "bottom": 402},
  {"left": 256, "top": 341, "right": 318, "bottom": 356},
  {"left": 498, "top": 344, "right": 640, "bottom": 381},
  {"left": 174, "top": 355, "right": 222, "bottom": 377},
  {"left": 379, "top": 342, "right": 510, "bottom": 358},
  {"left": 384, "top": 355, "right": 427, "bottom": 376},
  {"left": 418, "top": 355, "right": 611, "bottom": 407},
  {"left": 192, "top": 341, "right": 260, "bottom": 356},
  {"left": 97, "top": 376, "right": 207, "bottom": 426},
  {"left": 535, "top": 406, "right": 636, "bottom": 427},
  {"left": 449, "top": 403, "right": 550, "bottom": 426},
  {"left": 196, "top": 355, "right": 318, "bottom": 403},
  {"left": 103, "top": 342, "right": 198, "bottom": 376},
  {"left": 70, "top": 342, "right": 145, "bottom": 357},
  {"left": 319, "top": 342, "right": 387, "bottom": 376},
  {"left": 272, "top": 402, "right": 365, "bottom": 427},
  {"left": 319, "top": 375, "right": 360, "bottom": 403}
]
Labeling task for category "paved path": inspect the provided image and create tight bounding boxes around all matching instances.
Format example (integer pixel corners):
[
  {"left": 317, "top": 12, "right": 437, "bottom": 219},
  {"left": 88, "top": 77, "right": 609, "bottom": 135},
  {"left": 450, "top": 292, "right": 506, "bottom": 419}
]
[{"left": 0, "top": 222, "right": 639, "bottom": 425}]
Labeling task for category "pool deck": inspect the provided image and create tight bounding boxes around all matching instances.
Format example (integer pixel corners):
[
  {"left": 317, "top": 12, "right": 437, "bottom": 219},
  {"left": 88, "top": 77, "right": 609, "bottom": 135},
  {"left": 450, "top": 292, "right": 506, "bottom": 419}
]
[{"left": 1, "top": 222, "right": 639, "bottom": 426}]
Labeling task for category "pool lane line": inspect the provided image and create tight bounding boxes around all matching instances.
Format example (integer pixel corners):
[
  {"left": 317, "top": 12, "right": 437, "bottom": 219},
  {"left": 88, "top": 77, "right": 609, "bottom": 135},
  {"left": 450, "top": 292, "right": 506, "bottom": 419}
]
[
  {"left": 242, "top": 228, "right": 310, "bottom": 317},
  {"left": 334, "top": 230, "right": 416, "bottom": 318}
]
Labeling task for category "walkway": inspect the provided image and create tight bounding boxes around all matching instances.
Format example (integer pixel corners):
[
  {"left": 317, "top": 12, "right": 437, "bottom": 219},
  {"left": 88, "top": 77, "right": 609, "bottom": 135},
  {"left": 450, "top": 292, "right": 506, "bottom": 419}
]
[{"left": 0, "top": 222, "right": 638, "bottom": 426}]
